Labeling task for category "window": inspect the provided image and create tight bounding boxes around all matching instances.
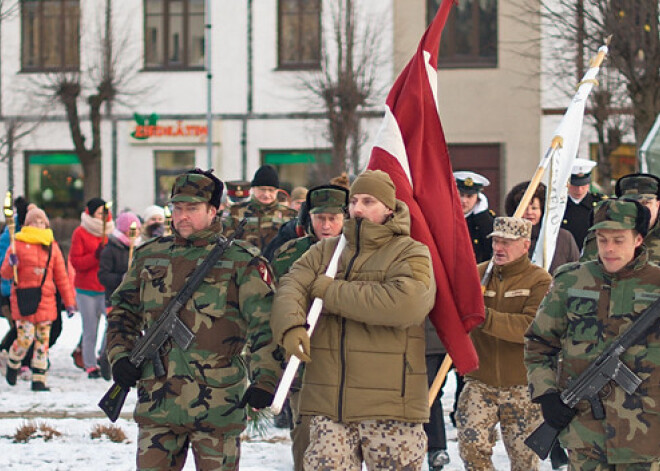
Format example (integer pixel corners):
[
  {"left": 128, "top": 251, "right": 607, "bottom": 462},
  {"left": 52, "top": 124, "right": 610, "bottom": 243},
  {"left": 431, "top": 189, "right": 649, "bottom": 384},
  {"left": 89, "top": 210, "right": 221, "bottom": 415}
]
[
  {"left": 278, "top": 0, "right": 321, "bottom": 70},
  {"left": 428, "top": 0, "right": 497, "bottom": 68},
  {"left": 449, "top": 144, "right": 501, "bottom": 210},
  {"left": 21, "top": 0, "right": 80, "bottom": 71},
  {"left": 26, "top": 152, "right": 84, "bottom": 218},
  {"left": 262, "top": 149, "right": 331, "bottom": 188},
  {"left": 144, "top": 0, "right": 204, "bottom": 70},
  {"left": 154, "top": 150, "right": 195, "bottom": 205}
]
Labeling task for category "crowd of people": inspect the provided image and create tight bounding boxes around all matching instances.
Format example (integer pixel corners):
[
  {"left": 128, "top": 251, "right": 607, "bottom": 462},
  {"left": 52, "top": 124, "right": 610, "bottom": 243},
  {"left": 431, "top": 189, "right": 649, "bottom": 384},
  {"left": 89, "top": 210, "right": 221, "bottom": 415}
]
[{"left": 2, "top": 161, "right": 660, "bottom": 471}]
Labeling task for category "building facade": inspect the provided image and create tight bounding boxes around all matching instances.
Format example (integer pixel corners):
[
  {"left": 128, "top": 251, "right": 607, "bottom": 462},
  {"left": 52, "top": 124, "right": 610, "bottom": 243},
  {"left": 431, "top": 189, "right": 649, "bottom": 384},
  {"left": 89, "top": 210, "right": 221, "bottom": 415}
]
[
  {"left": 2, "top": 0, "right": 581, "bottom": 217},
  {"left": 0, "top": 0, "right": 390, "bottom": 216}
]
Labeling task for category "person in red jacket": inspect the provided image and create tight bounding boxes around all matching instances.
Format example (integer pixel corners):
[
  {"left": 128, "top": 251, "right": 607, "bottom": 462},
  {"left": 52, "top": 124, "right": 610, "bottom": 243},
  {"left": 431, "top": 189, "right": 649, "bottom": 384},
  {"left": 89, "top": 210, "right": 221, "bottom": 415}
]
[
  {"left": 69, "top": 198, "right": 114, "bottom": 378},
  {"left": 1, "top": 207, "right": 76, "bottom": 391}
]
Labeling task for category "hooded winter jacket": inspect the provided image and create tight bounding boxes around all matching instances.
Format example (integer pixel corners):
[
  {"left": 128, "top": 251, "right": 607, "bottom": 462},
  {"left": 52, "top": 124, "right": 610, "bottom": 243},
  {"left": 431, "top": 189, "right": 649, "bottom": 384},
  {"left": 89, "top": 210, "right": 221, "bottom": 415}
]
[
  {"left": 0, "top": 228, "right": 75, "bottom": 323},
  {"left": 271, "top": 200, "right": 436, "bottom": 423},
  {"left": 69, "top": 225, "right": 104, "bottom": 292}
]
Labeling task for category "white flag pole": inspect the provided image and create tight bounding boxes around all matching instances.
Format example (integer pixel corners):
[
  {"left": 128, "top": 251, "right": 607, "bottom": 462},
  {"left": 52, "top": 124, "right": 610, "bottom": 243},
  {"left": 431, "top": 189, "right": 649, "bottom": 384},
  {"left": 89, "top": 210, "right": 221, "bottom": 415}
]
[
  {"left": 532, "top": 40, "right": 610, "bottom": 269},
  {"left": 270, "top": 235, "right": 348, "bottom": 414},
  {"left": 479, "top": 39, "right": 610, "bottom": 287}
]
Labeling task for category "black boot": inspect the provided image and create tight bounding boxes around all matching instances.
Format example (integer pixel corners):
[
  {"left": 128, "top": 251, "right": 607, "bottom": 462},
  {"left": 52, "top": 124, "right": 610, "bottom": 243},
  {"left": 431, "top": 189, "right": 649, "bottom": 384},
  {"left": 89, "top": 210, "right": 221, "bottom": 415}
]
[
  {"left": 550, "top": 442, "right": 568, "bottom": 470},
  {"left": 31, "top": 381, "right": 50, "bottom": 392},
  {"left": 6, "top": 366, "right": 17, "bottom": 386},
  {"left": 98, "top": 353, "right": 111, "bottom": 381}
]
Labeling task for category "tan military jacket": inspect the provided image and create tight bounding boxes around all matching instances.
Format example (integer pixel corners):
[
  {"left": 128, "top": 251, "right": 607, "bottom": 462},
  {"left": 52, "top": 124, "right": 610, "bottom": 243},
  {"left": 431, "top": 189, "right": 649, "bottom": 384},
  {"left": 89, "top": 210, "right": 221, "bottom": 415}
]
[
  {"left": 468, "top": 255, "right": 551, "bottom": 387},
  {"left": 271, "top": 201, "right": 436, "bottom": 423}
]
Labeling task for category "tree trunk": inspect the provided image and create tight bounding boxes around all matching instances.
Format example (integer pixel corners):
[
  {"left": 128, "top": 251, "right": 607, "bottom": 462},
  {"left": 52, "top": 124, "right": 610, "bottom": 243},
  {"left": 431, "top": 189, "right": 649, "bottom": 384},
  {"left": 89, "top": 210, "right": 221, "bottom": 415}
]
[
  {"left": 80, "top": 150, "right": 102, "bottom": 202},
  {"left": 629, "top": 80, "right": 660, "bottom": 146}
]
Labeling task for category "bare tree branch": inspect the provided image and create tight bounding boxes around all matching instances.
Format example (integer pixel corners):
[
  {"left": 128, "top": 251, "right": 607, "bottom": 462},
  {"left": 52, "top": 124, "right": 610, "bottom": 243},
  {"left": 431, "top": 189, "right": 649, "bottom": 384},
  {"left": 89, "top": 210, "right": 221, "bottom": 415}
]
[
  {"left": 298, "top": 0, "right": 387, "bottom": 183},
  {"left": 513, "top": 0, "right": 659, "bottom": 190},
  {"left": 25, "top": 1, "right": 151, "bottom": 201}
]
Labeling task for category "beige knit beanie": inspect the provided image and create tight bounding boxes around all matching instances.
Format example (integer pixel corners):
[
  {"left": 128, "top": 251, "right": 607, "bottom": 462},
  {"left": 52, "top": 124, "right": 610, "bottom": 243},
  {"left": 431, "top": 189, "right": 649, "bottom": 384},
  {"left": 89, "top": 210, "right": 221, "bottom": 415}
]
[{"left": 349, "top": 170, "right": 397, "bottom": 210}]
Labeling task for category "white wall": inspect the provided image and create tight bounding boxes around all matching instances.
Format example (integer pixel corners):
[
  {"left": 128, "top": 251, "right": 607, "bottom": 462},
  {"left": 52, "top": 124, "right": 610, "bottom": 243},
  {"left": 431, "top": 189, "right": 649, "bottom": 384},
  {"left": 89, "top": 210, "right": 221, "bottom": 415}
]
[{"left": 0, "top": 0, "right": 392, "bottom": 210}]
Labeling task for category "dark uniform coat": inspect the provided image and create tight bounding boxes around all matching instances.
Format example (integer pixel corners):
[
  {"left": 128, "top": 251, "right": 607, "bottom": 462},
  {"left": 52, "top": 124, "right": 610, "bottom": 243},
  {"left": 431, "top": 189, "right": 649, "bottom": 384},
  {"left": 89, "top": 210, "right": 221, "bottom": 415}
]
[
  {"left": 561, "top": 192, "right": 605, "bottom": 251},
  {"left": 466, "top": 209, "right": 495, "bottom": 263}
]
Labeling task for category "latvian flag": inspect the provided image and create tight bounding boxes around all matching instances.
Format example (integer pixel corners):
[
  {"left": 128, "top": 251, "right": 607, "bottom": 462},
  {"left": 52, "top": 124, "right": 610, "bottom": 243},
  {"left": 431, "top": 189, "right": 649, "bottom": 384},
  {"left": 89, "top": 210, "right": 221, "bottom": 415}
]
[{"left": 367, "top": 0, "right": 484, "bottom": 374}]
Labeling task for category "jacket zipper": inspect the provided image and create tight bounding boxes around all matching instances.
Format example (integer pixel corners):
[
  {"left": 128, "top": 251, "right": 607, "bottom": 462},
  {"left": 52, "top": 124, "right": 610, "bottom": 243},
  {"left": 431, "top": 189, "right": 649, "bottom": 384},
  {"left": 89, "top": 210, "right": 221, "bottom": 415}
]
[
  {"left": 401, "top": 353, "right": 407, "bottom": 397},
  {"left": 338, "top": 218, "right": 362, "bottom": 421}
]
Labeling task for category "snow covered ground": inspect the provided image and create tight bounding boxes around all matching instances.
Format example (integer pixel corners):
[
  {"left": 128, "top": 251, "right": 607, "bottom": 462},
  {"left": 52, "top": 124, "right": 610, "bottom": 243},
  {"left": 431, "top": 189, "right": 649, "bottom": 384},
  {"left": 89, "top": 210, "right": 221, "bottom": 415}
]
[{"left": 0, "top": 315, "right": 555, "bottom": 470}]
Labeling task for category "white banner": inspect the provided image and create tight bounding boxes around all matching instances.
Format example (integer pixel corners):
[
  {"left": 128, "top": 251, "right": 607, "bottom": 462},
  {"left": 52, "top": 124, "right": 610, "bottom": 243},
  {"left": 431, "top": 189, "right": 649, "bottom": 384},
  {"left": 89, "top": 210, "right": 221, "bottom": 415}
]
[{"left": 532, "top": 44, "right": 609, "bottom": 270}]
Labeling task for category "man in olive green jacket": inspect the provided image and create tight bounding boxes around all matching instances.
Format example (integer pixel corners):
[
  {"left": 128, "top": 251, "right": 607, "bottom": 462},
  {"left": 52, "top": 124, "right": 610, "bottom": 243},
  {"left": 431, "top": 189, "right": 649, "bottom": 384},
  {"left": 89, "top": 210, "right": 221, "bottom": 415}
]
[
  {"left": 271, "top": 170, "right": 436, "bottom": 470},
  {"left": 457, "top": 217, "right": 551, "bottom": 471}
]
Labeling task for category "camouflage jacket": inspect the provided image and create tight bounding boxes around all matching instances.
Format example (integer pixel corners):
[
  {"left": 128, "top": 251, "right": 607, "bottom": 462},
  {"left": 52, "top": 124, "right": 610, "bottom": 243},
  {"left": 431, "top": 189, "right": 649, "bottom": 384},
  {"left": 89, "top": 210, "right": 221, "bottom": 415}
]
[
  {"left": 223, "top": 198, "right": 297, "bottom": 251},
  {"left": 580, "top": 219, "right": 660, "bottom": 263},
  {"left": 106, "top": 219, "right": 280, "bottom": 433},
  {"left": 525, "top": 248, "right": 660, "bottom": 463},
  {"left": 271, "top": 234, "right": 316, "bottom": 281}
]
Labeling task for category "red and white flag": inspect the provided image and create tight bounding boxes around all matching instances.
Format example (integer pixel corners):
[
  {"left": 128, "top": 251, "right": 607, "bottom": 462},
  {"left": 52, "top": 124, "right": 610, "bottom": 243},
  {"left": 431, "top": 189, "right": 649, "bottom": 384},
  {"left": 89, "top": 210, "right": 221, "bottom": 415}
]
[{"left": 367, "top": 0, "right": 484, "bottom": 374}]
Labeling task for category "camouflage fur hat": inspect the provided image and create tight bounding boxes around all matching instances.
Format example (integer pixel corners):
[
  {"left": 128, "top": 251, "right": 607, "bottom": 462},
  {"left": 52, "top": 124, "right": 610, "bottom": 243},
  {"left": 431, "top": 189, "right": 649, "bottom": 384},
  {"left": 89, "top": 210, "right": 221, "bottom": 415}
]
[
  {"left": 307, "top": 185, "right": 349, "bottom": 214},
  {"left": 170, "top": 169, "right": 223, "bottom": 208},
  {"left": 591, "top": 199, "right": 650, "bottom": 236},
  {"left": 488, "top": 217, "right": 532, "bottom": 240},
  {"left": 615, "top": 173, "right": 660, "bottom": 200}
]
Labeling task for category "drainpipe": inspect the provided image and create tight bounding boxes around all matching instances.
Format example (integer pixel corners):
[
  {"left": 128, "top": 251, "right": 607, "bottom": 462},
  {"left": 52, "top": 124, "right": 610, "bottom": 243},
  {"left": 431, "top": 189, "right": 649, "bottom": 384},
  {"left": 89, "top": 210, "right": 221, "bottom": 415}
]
[
  {"left": 242, "top": 0, "right": 254, "bottom": 179},
  {"left": 205, "top": 0, "right": 213, "bottom": 169}
]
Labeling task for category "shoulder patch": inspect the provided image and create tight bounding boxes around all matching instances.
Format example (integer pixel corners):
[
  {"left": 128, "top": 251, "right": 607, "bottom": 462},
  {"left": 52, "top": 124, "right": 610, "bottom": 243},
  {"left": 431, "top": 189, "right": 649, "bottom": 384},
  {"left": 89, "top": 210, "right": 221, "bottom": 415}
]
[
  {"left": 233, "top": 239, "right": 262, "bottom": 258},
  {"left": 489, "top": 209, "right": 496, "bottom": 217},
  {"left": 554, "top": 261, "right": 581, "bottom": 278}
]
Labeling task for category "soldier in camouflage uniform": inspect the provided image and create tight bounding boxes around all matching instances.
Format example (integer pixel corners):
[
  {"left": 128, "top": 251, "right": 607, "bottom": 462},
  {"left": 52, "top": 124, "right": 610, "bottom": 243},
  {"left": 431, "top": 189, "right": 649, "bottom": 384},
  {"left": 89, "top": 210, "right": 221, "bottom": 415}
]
[
  {"left": 525, "top": 199, "right": 660, "bottom": 470},
  {"left": 271, "top": 184, "right": 348, "bottom": 471},
  {"left": 105, "top": 169, "right": 280, "bottom": 471},
  {"left": 223, "top": 165, "right": 297, "bottom": 251},
  {"left": 457, "top": 217, "right": 551, "bottom": 471},
  {"left": 581, "top": 174, "right": 660, "bottom": 262}
]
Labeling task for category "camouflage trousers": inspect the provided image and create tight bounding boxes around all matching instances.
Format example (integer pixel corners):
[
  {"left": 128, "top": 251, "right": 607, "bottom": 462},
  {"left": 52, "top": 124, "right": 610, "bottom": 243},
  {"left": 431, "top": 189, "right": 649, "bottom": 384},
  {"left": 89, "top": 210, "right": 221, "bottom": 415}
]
[
  {"left": 304, "top": 415, "right": 426, "bottom": 471},
  {"left": 456, "top": 378, "right": 542, "bottom": 471},
  {"left": 8, "top": 320, "right": 51, "bottom": 382},
  {"left": 569, "top": 453, "right": 660, "bottom": 471},
  {"left": 137, "top": 423, "right": 240, "bottom": 471},
  {"left": 289, "top": 389, "right": 311, "bottom": 471}
]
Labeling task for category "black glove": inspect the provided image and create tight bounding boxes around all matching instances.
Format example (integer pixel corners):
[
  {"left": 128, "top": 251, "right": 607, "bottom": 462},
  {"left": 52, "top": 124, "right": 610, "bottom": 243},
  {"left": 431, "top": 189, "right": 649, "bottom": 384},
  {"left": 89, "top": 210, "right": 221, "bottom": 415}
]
[
  {"left": 537, "top": 392, "right": 576, "bottom": 430},
  {"left": 239, "top": 386, "right": 274, "bottom": 409},
  {"left": 112, "top": 357, "right": 142, "bottom": 389}
]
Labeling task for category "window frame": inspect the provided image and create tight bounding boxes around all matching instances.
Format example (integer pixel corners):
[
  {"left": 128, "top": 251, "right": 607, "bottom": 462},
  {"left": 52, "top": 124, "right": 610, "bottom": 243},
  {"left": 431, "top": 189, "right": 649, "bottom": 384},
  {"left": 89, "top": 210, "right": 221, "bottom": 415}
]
[
  {"left": 153, "top": 149, "right": 196, "bottom": 205},
  {"left": 24, "top": 150, "right": 84, "bottom": 218},
  {"left": 20, "top": 0, "right": 80, "bottom": 72},
  {"left": 277, "top": 0, "right": 322, "bottom": 71},
  {"left": 427, "top": 0, "right": 498, "bottom": 69},
  {"left": 143, "top": 0, "right": 205, "bottom": 71}
]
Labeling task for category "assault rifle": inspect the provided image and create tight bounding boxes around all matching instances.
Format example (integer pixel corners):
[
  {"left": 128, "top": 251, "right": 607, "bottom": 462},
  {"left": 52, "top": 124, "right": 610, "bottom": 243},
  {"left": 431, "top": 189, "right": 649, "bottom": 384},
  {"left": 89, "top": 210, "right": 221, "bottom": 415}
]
[
  {"left": 525, "top": 296, "right": 660, "bottom": 459},
  {"left": 99, "top": 219, "right": 246, "bottom": 422}
]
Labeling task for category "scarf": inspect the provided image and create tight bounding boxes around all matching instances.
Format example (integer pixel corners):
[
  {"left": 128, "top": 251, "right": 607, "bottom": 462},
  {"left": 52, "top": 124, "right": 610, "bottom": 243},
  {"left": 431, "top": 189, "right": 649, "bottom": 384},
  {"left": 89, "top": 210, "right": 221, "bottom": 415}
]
[
  {"left": 81, "top": 212, "right": 115, "bottom": 237},
  {"left": 15, "top": 226, "right": 54, "bottom": 246},
  {"left": 111, "top": 228, "right": 131, "bottom": 246}
]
